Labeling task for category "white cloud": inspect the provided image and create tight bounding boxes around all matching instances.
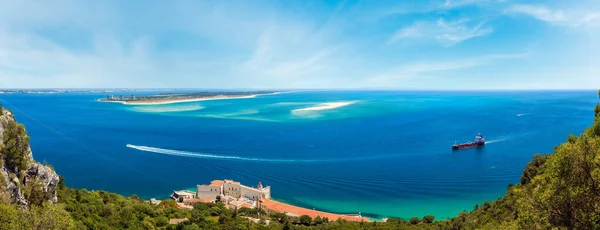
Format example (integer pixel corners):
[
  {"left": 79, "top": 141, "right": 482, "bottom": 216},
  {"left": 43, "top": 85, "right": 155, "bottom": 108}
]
[
  {"left": 0, "top": 0, "right": 597, "bottom": 89},
  {"left": 509, "top": 4, "right": 600, "bottom": 28},
  {"left": 444, "top": 0, "right": 504, "bottom": 8},
  {"left": 0, "top": 0, "right": 350, "bottom": 88},
  {"left": 388, "top": 17, "right": 493, "bottom": 46},
  {"left": 364, "top": 52, "right": 529, "bottom": 87}
]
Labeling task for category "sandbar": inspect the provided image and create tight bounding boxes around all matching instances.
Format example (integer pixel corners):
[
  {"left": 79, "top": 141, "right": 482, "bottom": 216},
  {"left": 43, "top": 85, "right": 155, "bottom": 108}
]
[
  {"left": 100, "top": 92, "right": 281, "bottom": 105},
  {"left": 292, "top": 101, "right": 357, "bottom": 112},
  {"left": 120, "top": 95, "right": 258, "bottom": 105}
]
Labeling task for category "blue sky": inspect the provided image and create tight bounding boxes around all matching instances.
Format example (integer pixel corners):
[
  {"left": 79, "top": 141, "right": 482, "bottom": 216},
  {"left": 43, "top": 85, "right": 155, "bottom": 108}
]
[{"left": 0, "top": 0, "right": 599, "bottom": 89}]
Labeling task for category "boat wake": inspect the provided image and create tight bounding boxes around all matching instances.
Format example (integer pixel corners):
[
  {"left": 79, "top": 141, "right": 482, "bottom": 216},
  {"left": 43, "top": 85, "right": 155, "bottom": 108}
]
[
  {"left": 485, "top": 138, "right": 507, "bottom": 144},
  {"left": 126, "top": 144, "right": 389, "bottom": 163}
]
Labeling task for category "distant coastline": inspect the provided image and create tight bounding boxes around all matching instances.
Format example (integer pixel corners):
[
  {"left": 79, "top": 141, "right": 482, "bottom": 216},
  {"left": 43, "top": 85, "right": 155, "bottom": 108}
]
[{"left": 99, "top": 91, "right": 282, "bottom": 105}]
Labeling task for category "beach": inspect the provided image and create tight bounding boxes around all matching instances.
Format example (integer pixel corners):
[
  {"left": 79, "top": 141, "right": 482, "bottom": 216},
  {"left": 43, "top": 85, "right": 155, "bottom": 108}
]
[
  {"left": 120, "top": 95, "right": 258, "bottom": 105},
  {"left": 261, "top": 199, "right": 369, "bottom": 222},
  {"left": 100, "top": 92, "right": 282, "bottom": 105}
]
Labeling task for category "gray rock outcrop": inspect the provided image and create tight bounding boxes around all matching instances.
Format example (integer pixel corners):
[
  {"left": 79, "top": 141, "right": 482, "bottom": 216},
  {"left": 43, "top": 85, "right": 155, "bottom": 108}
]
[{"left": 0, "top": 108, "right": 59, "bottom": 207}]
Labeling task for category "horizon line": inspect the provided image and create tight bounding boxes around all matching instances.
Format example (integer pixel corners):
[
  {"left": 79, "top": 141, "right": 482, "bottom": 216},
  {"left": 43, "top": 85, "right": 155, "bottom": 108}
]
[{"left": 0, "top": 88, "right": 598, "bottom": 91}]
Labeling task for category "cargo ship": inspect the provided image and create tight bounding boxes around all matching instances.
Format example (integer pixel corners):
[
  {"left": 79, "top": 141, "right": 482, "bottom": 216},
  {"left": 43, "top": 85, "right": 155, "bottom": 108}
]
[{"left": 452, "top": 134, "right": 485, "bottom": 150}]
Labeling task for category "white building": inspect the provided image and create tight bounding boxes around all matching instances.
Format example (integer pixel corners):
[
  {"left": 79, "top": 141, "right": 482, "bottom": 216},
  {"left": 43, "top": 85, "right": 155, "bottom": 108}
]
[
  {"left": 195, "top": 179, "right": 271, "bottom": 207},
  {"left": 196, "top": 180, "right": 224, "bottom": 200},
  {"left": 170, "top": 190, "right": 195, "bottom": 201}
]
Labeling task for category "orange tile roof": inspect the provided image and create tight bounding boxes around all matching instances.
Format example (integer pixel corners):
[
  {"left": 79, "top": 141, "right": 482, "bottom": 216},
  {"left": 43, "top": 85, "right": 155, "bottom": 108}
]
[
  {"left": 224, "top": 179, "right": 240, "bottom": 184},
  {"left": 209, "top": 180, "right": 224, "bottom": 186},
  {"left": 261, "top": 199, "right": 369, "bottom": 222}
]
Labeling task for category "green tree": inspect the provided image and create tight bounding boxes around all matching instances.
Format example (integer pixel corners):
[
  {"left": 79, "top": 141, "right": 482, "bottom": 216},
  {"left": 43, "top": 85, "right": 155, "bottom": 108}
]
[
  {"left": 299, "top": 215, "right": 312, "bottom": 226},
  {"left": 314, "top": 215, "right": 323, "bottom": 225},
  {"left": 520, "top": 154, "right": 547, "bottom": 185},
  {"left": 270, "top": 212, "right": 288, "bottom": 223},
  {"left": 422, "top": 215, "right": 435, "bottom": 223},
  {"left": 0, "top": 203, "right": 28, "bottom": 230},
  {"left": 182, "top": 223, "right": 201, "bottom": 230},
  {"left": 156, "top": 216, "right": 169, "bottom": 227},
  {"left": 130, "top": 194, "right": 141, "bottom": 201},
  {"left": 409, "top": 217, "right": 420, "bottom": 225},
  {"left": 26, "top": 203, "right": 74, "bottom": 230},
  {"left": 190, "top": 209, "right": 206, "bottom": 224},
  {"left": 386, "top": 217, "right": 407, "bottom": 225},
  {"left": 1, "top": 120, "right": 31, "bottom": 173},
  {"left": 218, "top": 214, "right": 232, "bottom": 224},
  {"left": 24, "top": 178, "right": 53, "bottom": 207}
]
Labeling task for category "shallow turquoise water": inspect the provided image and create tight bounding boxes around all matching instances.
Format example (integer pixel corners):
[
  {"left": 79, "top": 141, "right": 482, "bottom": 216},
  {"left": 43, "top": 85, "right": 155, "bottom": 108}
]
[{"left": 0, "top": 90, "right": 595, "bottom": 219}]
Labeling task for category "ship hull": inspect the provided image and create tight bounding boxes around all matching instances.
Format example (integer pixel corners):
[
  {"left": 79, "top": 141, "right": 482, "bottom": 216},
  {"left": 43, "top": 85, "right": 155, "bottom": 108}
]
[{"left": 452, "top": 142, "right": 485, "bottom": 150}]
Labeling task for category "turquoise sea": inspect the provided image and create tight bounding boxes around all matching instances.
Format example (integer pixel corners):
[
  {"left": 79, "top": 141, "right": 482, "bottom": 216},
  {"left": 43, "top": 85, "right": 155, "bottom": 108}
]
[{"left": 0, "top": 90, "right": 596, "bottom": 219}]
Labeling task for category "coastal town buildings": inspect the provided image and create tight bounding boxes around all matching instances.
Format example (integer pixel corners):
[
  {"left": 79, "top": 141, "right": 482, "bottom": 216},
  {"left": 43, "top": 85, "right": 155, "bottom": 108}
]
[
  {"left": 196, "top": 180, "right": 223, "bottom": 200},
  {"left": 103, "top": 94, "right": 139, "bottom": 102},
  {"left": 170, "top": 190, "right": 195, "bottom": 201},
  {"left": 196, "top": 179, "right": 271, "bottom": 202},
  {"left": 171, "top": 179, "right": 368, "bottom": 222}
]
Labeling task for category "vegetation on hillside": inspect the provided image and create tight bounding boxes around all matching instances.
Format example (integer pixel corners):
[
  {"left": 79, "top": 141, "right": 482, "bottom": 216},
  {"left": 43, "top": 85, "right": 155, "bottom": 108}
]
[
  {"left": 1, "top": 115, "right": 31, "bottom": 173},
  {"left": 1, "top": 91, "right": 599, "bottom": 229},
  {"left": 442, "top": 92, "right": 600, "bottom": 230}
]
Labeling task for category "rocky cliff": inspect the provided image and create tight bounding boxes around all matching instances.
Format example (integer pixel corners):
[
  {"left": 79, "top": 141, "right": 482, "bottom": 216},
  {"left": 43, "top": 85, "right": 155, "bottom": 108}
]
[{"left": 0, "top": 108, "right": 59, "bottom": 207}]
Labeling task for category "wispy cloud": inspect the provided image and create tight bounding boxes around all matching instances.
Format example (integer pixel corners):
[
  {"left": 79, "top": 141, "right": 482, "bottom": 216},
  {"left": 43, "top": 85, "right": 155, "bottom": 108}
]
[
  {"left": 508, "top": 4, "right": 600, "bottom": 27},
  {"left": 443, "top": 0, "right": 507, "bottom": 9},
  {"left": 364, "top": 52, "right": 529, "bottom": 87},
  {"left": 0, "top": 0, "right": 597, "bottom": 89},
  {"left": 388, "top": 17, "right": 493, "bottom": 46}
]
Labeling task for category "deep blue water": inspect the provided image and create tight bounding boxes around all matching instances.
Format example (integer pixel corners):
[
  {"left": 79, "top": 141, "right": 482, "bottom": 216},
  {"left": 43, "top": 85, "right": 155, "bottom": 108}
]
[{"left": 0, "top": 90, "right": 596, "bottom": 219}]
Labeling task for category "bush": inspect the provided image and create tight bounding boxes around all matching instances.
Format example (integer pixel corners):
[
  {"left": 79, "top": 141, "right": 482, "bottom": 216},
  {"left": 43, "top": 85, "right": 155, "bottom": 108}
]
[
  {"left": 422, "top": 215, "right": 435, "bottom": 223},
  {"left": 156, "top": 216, "right": 169, "bottom": 227},
  {"left": 520, "top": 154, "right": 547, "bottom": 185},
  {"left": 1, "top": 120, "right": 31, "bottom": 173},
  {"left": 386, "top": 217, "right": 407, "bottom": 224},
  {"left": 183, "top": 223, "right": 201, "bottom": 230},
  {"left": 0, "top": 203, "right": 28, "bottom": 230},
  {"left": 26, "top": 203, "right": 74, "bottom": 230},
  {"left": 409, "top": 217, "right": 420, "bottom": 224},
  {"left": 314, "top": 215, "right": 323, "bottom": 225},
  {"left": 299, "top": 215, "right": 312, "bottom": 226}
]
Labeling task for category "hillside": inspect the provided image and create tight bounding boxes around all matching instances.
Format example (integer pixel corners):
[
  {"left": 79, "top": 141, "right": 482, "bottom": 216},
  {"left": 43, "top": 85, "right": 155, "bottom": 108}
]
[
  {"left": 0, "top": 91, "right": 599, "bottom": 229},
  {"left": 444, "top": 91, "right": 600, "bottom": 230}
]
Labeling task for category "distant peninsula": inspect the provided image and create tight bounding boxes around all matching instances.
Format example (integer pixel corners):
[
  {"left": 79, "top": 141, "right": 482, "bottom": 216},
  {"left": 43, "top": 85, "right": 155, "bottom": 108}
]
[{"left": 99, "top": 91, "right": 282, "bottom": 105}]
